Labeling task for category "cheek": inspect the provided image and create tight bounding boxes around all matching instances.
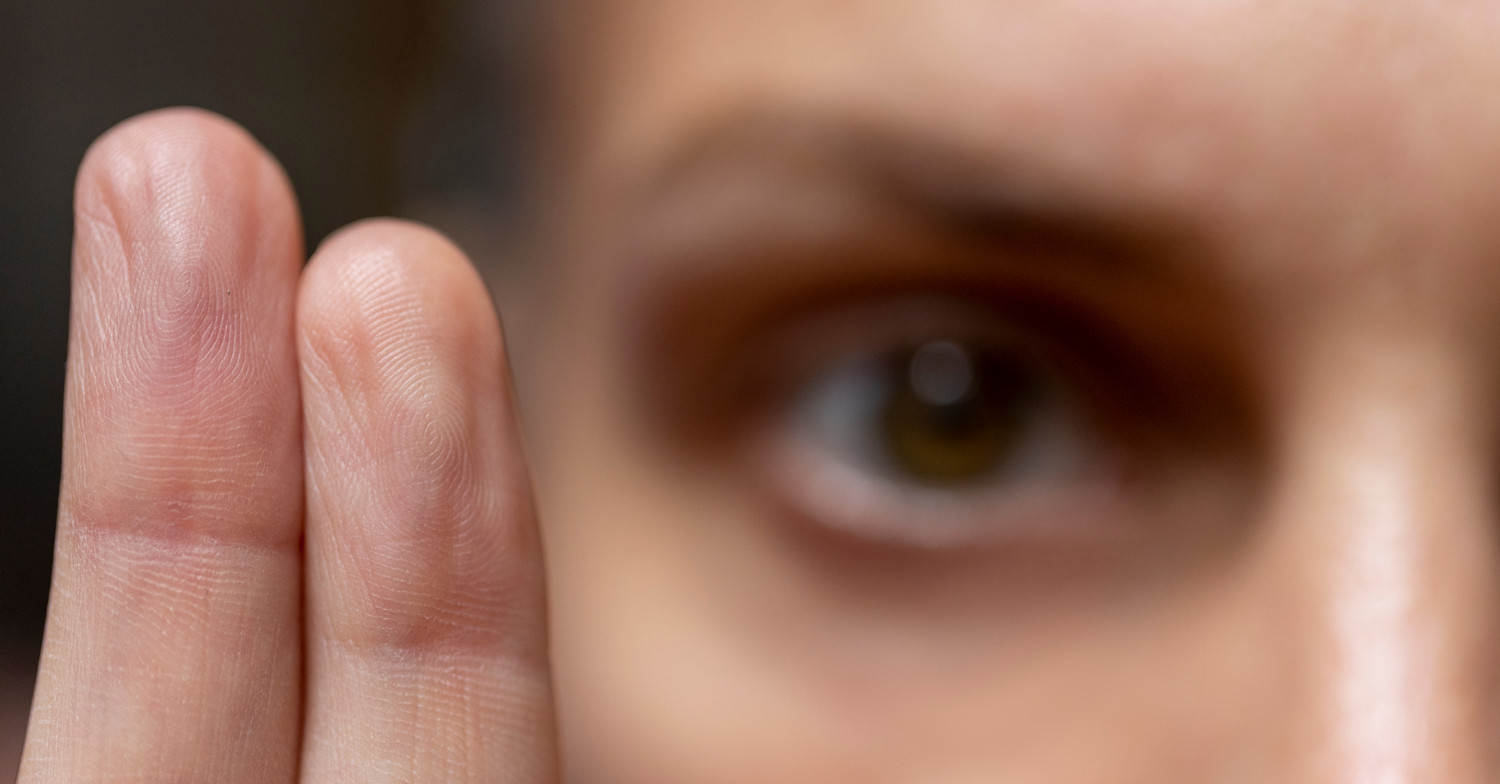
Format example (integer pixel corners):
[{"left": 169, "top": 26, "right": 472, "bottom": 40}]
[
  {"left": 537, "top": 354, "right": 863, "bottom": 781},
  {"left": 536, "top": 372, "right": 1273, "bottom": 783},
  {"left": 539, "top": 428, "right": 822, "bottom": 782}
]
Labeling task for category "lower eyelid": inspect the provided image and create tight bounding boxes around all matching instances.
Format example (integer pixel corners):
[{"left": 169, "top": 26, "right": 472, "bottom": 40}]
[{"left": 750, "top": 432, "right": 1133, "bottom": 549}]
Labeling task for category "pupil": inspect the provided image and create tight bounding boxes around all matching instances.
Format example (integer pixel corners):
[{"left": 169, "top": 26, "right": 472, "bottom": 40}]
[
  {"left": 883, "top": 340, "right": 1028, "bottom": 484},
  {"left": 909, "top": 341, "right": 975, "bottom": 406}
]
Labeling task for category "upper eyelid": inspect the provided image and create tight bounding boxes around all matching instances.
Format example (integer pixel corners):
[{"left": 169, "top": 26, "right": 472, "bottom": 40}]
[
  {"left": 754, "top": 295, "right": 1178, "bottom": 450},
  {"left": 617, "top": 114, "right": 1244, "bottom": 401},
  {"left": 635, "top": 278, "right": 1262, "bottom": 483},
  {"left": 618, "top": 119, "right": 1262, "bottom": 458}
]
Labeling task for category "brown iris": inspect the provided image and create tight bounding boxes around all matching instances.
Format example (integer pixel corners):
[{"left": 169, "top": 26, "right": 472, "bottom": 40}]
[{"left": 881, "top": 340, "right": 1035, "bottom": 485}]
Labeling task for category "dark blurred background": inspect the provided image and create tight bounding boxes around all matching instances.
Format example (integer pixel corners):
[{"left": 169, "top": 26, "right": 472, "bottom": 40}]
[{"left": 0, "top": 0, "right": 540, "bottom": 776}]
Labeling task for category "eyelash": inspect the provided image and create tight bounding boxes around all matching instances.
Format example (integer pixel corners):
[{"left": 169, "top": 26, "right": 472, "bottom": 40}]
[
  {"left": 735, "top": 294, "right": 1154, "bottom": 548},
  {"left": 803, "top": 347, "right": 1093, "bottom": 469},
  {"left": 634, "top": 265, "right": 1258, "bottom": 553}
]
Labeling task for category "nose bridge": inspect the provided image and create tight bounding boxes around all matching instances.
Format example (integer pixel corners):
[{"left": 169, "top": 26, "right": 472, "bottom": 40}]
[
  {"left": 1268, "top": 339, "right": 1500, "bottom": 782},
  {"left": 1317, "top": 408, "right": 1458, "bottom": 783}
]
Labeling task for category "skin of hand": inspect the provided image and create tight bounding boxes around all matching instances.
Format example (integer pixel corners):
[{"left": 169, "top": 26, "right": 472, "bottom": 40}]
[
  {"left": 21, "top": 0, "right": 1500, "bottom": 782},
  {"left": 18, "top": 110, "right": 556, "bottom": 782}
]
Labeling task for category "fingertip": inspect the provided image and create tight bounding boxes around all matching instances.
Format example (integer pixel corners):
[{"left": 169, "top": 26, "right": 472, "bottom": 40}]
[
  {"left": 75, "top": 107, "right": 302, "bottom": 276},
  {"left": 297, "top": 217, "right": 542, "bottom": 651},
  {"left": 308, "top": 218, "right": 491, "bottom": 306},
  {"left": 61, "top": 106, "right": 308, "bottom": 547},
  {"left": 299, "top": 218, "right": 505, "bottom": 386},
  {"left": 297, "top": 219, "right": 555, "bottom": 783},
  {"left": 79, "top": 107, "right": 286, "bottom": 190}
]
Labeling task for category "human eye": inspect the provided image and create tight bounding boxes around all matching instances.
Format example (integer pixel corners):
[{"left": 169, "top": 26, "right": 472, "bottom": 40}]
[
  {"left": 747, "top": 296, "right": 1140, "bottom": 549},
  {"left": 623, "top": 123, "right": 1259, "bottom": 564},
  {"left": 799, "top": 338, "right": 1068, "bottom": 488}
]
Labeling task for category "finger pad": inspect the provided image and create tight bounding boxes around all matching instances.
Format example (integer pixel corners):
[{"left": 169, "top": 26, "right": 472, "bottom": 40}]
[
  {"left": 299, "top": 220, "right": 544, "bottom": 658},
  {"left": 64, "top": 108, "right": 305, "bottom": 550}
]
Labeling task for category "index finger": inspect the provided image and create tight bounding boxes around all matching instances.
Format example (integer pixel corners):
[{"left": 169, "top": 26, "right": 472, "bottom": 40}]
[{"left": 19, "top": 109, "right": 307, "bottom": 783}]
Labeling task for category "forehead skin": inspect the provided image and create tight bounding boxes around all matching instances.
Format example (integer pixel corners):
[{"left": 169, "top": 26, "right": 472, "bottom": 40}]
[{"left": 570, "top": 0, "right": 1500, "bottom": 339}]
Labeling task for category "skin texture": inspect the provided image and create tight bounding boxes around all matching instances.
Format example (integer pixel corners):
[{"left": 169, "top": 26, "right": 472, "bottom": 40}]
[
  {"left": 19, "top": 111, "right": 555, "bottom": 783},
  {"left": 19, "top": 1, "right": 1500, "bottom": 783}
]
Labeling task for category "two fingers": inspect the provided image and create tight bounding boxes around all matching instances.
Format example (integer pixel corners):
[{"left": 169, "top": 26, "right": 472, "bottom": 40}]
[{"left": 19, "top": 109, "right": 556, "bottom": 783}]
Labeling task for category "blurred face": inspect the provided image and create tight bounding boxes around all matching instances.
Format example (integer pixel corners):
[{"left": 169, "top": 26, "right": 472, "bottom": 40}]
[{"left": 536, "top": 1, "right": 1500, "bottom": 781}]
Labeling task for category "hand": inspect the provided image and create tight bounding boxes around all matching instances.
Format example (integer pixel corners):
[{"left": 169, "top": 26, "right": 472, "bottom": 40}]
[{"left": 17, "top": 108, "right": 558, "bottom": 783}]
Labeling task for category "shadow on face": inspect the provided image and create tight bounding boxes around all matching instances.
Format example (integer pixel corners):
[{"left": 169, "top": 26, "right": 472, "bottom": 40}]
[{"left": 533, "top": 1, "right": 1500, "bottom": 782}]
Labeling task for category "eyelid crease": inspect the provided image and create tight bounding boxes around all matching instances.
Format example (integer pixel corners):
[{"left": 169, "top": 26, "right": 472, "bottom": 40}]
[
  {"left": 629, "top": 241, "right": 1256, "bottom": 450},
  {"left": 617, "top": 111, "right": 1257, "bottom": 427},
  {"left": 614, "top": 113, "right": 1267, "bottom": 516}
]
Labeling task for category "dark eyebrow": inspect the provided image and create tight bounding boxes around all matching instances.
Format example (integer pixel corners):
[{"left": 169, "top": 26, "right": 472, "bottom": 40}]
[
  {"left": 629, "top": 110, "right": 1202, "bottom": 272},
  {"left": 620, "top": 111, "right": 1254, "bottom": 451}
]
